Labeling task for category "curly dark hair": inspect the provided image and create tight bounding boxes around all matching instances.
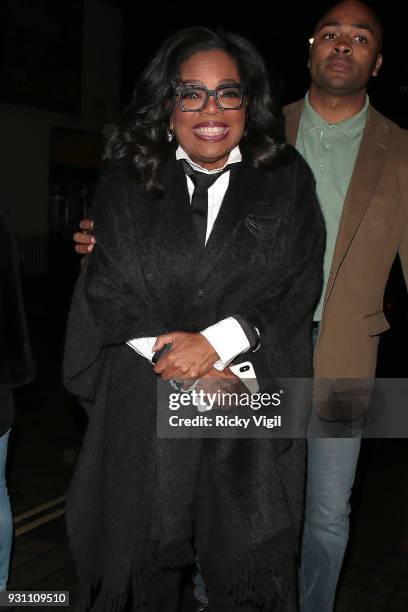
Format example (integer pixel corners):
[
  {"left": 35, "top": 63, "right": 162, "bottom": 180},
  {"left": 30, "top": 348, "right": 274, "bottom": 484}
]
[{"left": 106, "top": 27, "right": 287, "bottom": 195}]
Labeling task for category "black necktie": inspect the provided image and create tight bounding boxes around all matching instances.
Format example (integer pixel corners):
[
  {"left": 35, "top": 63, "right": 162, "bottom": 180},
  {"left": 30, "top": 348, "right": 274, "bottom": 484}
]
[{"left": 182, "top": 160, "right": 231, "bottom": 245}]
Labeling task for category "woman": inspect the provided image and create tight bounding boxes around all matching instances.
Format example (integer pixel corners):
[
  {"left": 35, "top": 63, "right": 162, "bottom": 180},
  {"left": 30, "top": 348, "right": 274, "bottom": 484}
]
[{"left": 64, "top": 27, "right": 324, "bottom": 612}]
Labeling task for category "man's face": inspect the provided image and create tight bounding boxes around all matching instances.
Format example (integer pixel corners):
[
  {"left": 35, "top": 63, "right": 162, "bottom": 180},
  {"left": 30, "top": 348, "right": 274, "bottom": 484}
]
[{"left": 309, "top": 0, "right": 383, "bottom": 96}]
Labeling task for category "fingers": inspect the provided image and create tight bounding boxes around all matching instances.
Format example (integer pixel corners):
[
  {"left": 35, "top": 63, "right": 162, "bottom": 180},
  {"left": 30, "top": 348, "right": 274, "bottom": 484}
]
[
  {"left": 154, "top": 354, "right": 195, "bottom": 379},
  {"left": 152, "top": 333, "right": 177, "bottom": 353},
  {"left": 73, "top": 231, "right": 95, "bottom": 254},
  {"left": 153, "top": 333, "right": 179, "bottom": 379},
  {"left": 154, "top": 350, "right": 200, "bottom": 380},
  {"left": 75, "top": 244, "right": 94, "bottom": 255},
  {"left": 73, "top": 231, "right": 95, "bottom": 245},
  {"left": 152, "top": 332, "right": 218, "bottom": 380},
  {"left": 73, "top": 219, "right": 95, "bottom": 255},
  {"left": 79, "top": 218, "right": 94, "bottom": 231}
]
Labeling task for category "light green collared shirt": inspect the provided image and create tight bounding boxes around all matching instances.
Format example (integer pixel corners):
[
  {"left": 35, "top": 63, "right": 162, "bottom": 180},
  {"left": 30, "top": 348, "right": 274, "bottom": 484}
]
[{"left": 296, "top": 92, "right": 369, "bottom": 320}]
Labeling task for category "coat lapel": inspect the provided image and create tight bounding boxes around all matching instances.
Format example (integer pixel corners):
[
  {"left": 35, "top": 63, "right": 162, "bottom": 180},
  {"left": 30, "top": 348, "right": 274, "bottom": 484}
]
[
  {"left": 284, "top": 100, "right": 390, "bottom": 310},
  {"left": 323, "top": 107, "right": 389, "bottom": 304}
]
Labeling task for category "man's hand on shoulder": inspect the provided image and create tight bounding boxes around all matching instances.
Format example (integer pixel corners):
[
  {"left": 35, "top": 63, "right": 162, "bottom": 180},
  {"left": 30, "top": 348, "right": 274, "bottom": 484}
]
[{"left": 73, "top": 218, "right": 95, "bottom": 254}]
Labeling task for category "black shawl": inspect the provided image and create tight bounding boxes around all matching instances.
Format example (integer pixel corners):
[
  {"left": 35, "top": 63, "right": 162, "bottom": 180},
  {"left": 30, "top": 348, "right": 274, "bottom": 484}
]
[{"left": 63, "top": 153, "right": 325, "bottom": 611}]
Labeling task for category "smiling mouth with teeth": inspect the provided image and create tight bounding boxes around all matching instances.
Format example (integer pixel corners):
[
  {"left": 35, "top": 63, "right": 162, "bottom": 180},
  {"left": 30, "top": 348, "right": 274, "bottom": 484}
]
[
  {"left": 193, "top": 125, "right": 230, "bottom": 140},
  {"left": 195, "top": 126, "right": 228, "bottom": 133}
]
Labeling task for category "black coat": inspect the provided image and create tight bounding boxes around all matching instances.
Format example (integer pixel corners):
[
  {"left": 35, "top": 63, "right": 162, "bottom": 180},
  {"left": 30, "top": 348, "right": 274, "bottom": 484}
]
[
  {"left": 64, "top": 150, "right": 325, "bottom": 611},
  {"left": 0, "top": 207, "right": 34, "bottom": 435}
]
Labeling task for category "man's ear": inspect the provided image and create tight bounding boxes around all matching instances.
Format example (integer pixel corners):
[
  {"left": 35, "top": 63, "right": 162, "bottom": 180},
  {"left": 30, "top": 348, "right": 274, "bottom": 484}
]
[{"left": 372, "top": 54, "right": 383, "bottom": 77}]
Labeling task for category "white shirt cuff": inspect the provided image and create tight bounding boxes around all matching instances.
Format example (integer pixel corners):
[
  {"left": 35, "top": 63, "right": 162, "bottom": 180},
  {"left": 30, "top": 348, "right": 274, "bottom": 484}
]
[
  {"left": 200, "top": 317, "right": 250, "bottom": 371},
  {"left": 126, "top": 337, "right": 157, "bottom": 362}
]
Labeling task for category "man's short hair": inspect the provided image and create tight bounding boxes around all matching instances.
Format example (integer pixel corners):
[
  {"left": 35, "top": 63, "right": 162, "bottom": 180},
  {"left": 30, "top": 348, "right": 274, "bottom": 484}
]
[{"left": 312, "top": 0, "right": 383, "bottom": 52}]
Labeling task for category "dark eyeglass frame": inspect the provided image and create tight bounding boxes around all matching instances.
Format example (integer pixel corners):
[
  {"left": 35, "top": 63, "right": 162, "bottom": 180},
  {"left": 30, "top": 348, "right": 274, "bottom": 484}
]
[{"left": 174, "top": 83, "right": 247, "bottom": 112}]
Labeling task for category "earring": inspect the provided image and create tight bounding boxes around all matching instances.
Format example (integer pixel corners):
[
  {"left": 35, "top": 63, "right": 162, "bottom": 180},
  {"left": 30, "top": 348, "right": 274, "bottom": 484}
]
[{"left": 167, "top": 128, "right": 174, "bottom": 142}]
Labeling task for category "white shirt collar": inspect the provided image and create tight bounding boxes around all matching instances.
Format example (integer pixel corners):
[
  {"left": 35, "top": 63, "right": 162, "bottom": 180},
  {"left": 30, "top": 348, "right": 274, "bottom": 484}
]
[{"left": 175, "top": 145, "right": 242, "bottom": 174}]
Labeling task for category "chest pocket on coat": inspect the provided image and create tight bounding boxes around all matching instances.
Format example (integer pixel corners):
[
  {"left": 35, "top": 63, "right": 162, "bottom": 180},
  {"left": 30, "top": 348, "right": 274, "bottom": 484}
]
[
  {"left": 244, "top": 213, "right": 280, "bottom": 240},
  {"left": 363, "top": 197, "right": 400, "bottom": 236},
  {"left": 367, "top": 196, "right": 399, "bottom": 209}
]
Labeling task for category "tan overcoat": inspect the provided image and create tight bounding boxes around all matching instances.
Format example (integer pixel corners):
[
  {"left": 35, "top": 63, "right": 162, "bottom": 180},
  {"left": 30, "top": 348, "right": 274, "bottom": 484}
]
[{"left": 285, "top": 100, "right": 408, "bottom": 417}]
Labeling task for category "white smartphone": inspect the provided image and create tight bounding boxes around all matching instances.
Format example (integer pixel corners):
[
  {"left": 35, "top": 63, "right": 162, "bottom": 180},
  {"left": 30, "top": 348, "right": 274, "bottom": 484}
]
[{"left": 229, "top": 361, "right": 259, "bottom": 394}]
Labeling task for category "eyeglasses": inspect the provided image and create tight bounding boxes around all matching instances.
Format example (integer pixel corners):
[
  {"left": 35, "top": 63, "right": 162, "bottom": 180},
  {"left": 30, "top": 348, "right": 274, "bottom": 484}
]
[{"left": 174, "top": 83, "right": 246, "bottom": 112}]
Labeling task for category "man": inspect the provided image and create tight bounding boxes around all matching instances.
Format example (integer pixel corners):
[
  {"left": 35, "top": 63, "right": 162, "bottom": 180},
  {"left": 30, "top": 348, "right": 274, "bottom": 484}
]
[
  {"left": 74, "top": 2, "right": 408, "bottom": 610},
  {"left": 285, "top": 1, "right": 408, "bottom": 610}
]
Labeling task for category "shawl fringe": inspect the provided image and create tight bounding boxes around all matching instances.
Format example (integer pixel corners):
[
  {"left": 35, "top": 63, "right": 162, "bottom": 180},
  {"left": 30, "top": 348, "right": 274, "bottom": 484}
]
[
  {"left": 77, "top": 534, "right": 294, "bottom": 611},
  {"left": 228, "top": 567, "right": 289, "bottom": 610},
  {"left": 77, "top": 540, "right": 195, "bottom": 611},
  {"left": 207, "top": 529, "right": 295, "bottom": 611}
]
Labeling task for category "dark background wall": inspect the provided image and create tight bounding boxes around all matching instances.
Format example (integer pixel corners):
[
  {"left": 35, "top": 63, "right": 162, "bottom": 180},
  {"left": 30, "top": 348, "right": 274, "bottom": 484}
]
[
  {"left": 118, "top": 0, "right": 408, "bottom": 126},
  {"left": 1, "top": 0, "right": 406, "bottom": 238}
]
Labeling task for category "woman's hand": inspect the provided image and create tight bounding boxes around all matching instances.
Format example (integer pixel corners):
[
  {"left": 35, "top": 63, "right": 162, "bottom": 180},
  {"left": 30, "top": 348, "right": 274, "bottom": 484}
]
[
  {"left": 73, "top": 218, "right": 95, "bottom": 254},
  {"left": 152, "top": 332, "right": 219, "bottom": 380}
]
